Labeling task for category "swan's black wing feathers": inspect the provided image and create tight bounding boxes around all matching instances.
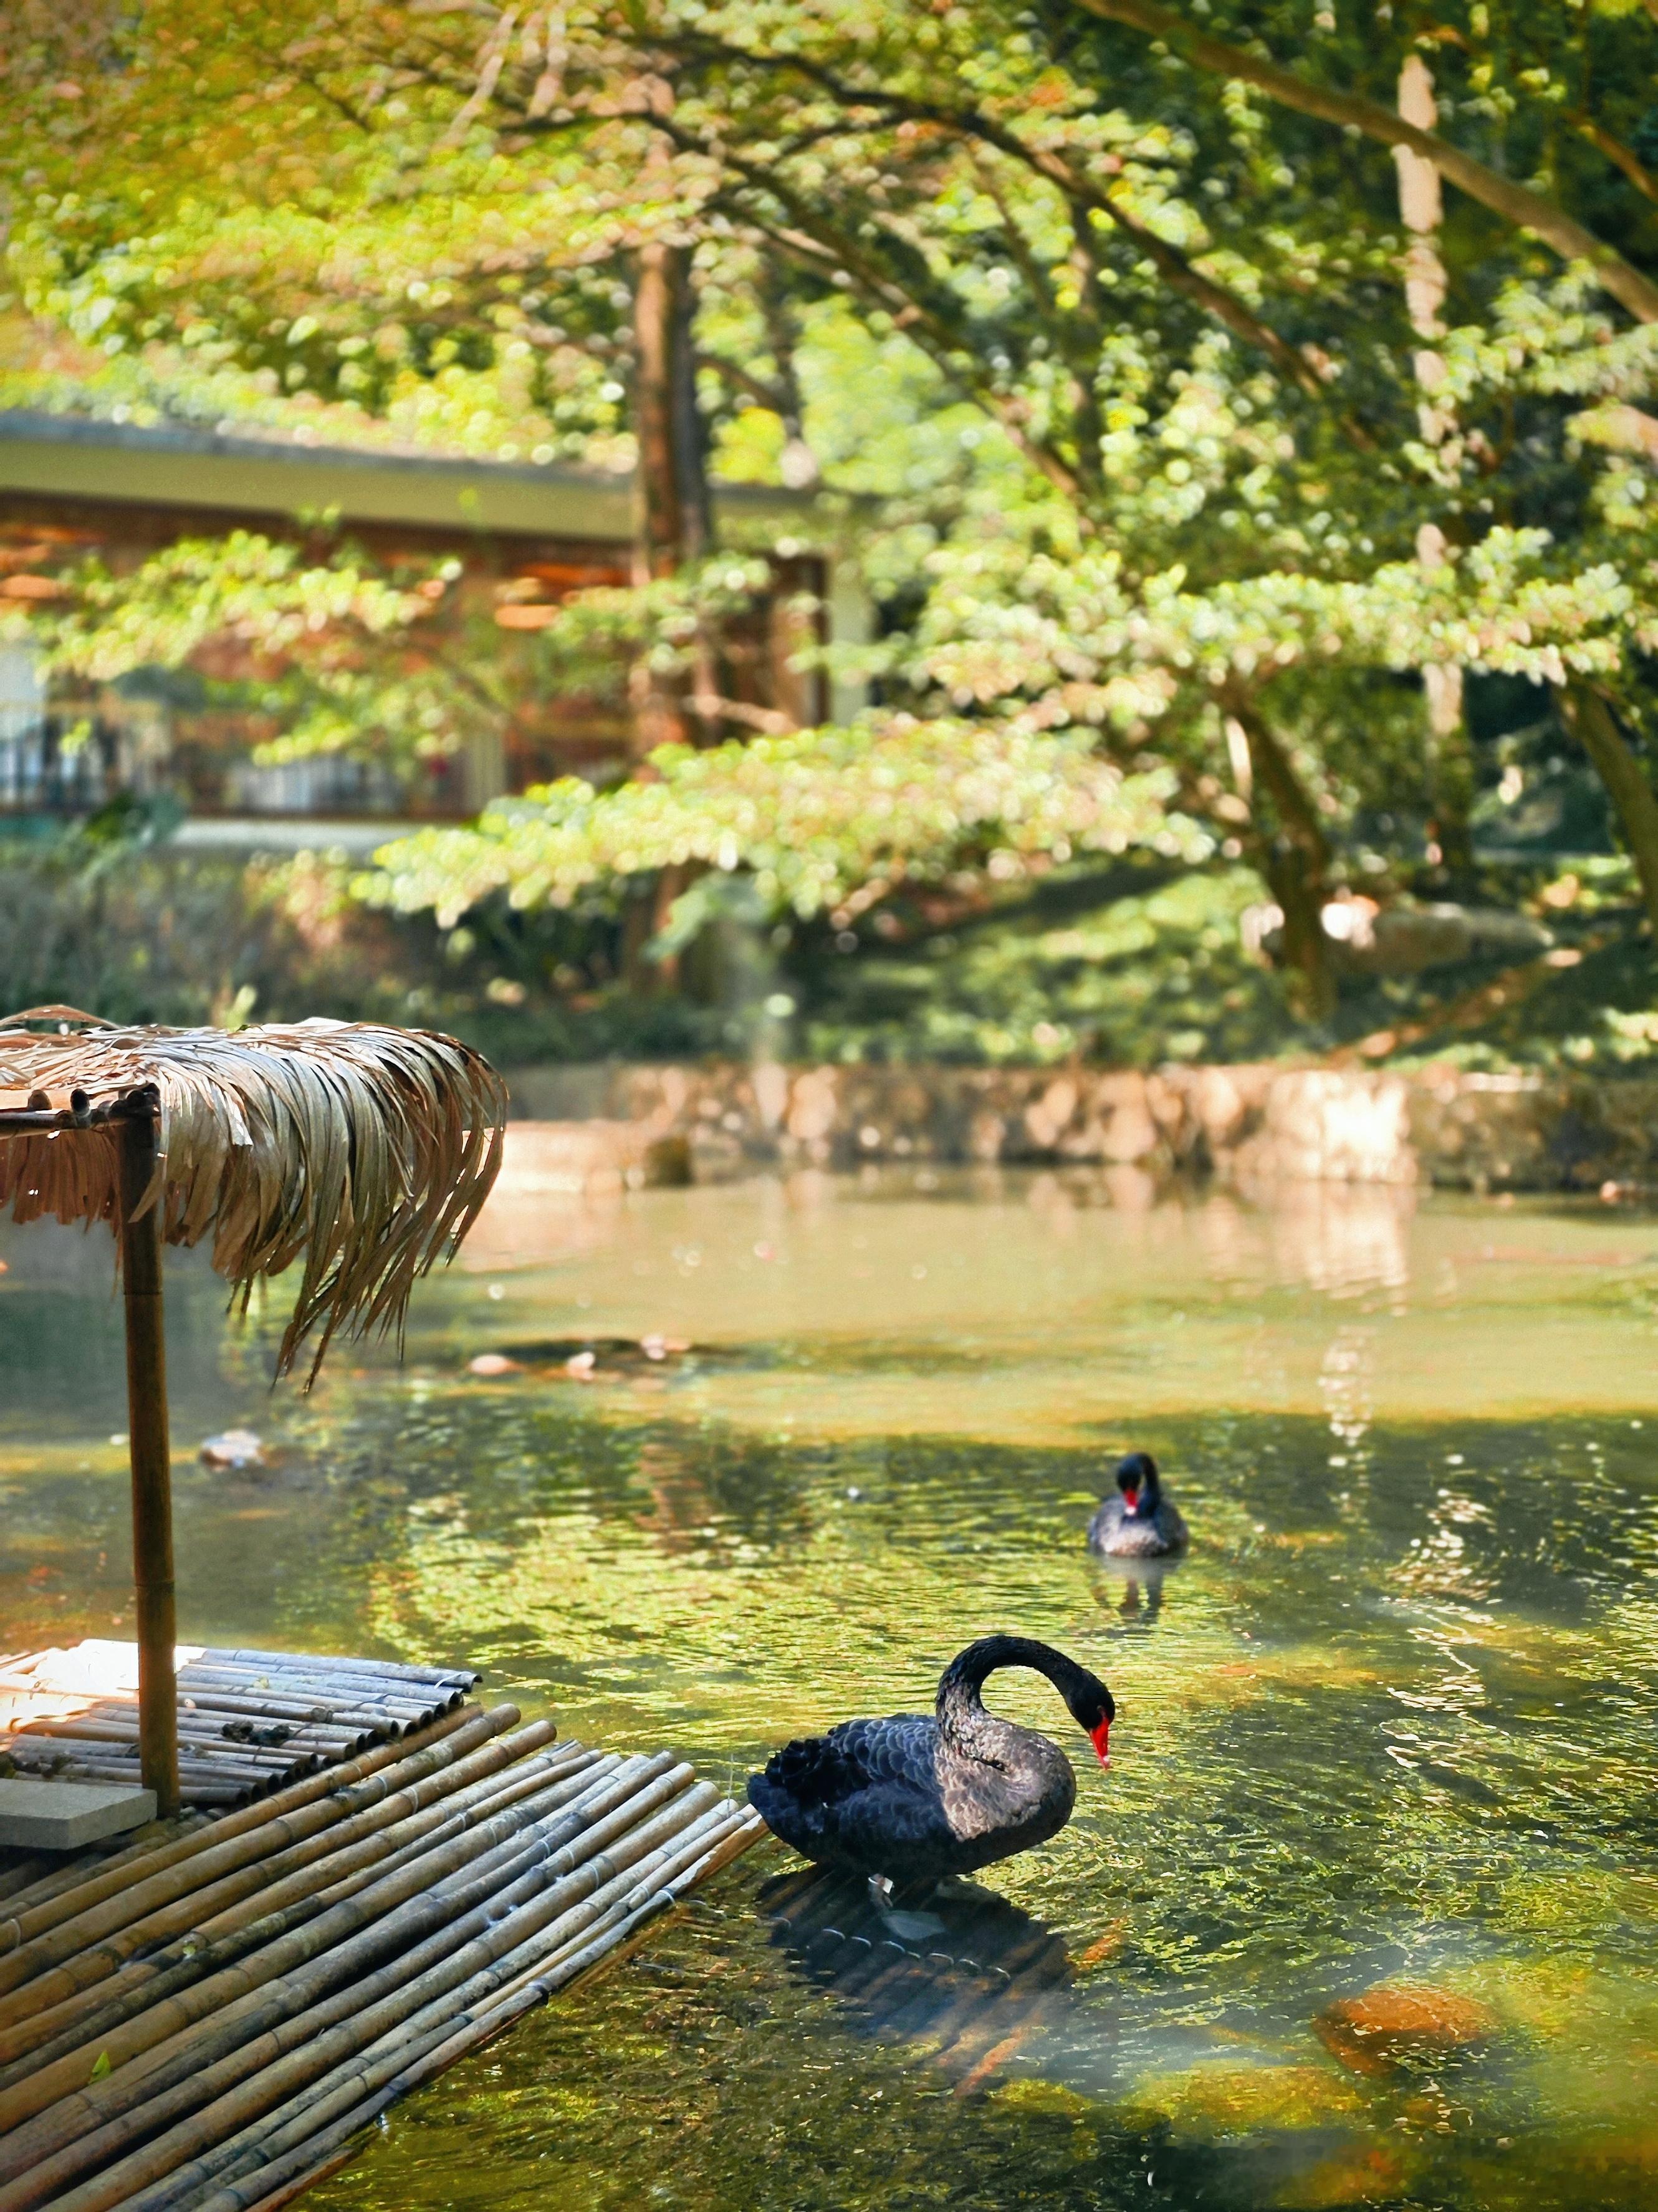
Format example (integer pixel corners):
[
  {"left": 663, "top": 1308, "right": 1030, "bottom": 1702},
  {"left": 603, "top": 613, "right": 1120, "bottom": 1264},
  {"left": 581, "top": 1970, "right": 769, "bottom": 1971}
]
[{"left": 749, "top": 1714, "right": 947, "bottom": 1868}]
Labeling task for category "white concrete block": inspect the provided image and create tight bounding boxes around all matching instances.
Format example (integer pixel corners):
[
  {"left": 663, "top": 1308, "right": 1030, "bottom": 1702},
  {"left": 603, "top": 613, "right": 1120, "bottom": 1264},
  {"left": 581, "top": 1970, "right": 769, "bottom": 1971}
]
[{"left": 0, "top": 1778, "right": 156, "bottom": 1851}]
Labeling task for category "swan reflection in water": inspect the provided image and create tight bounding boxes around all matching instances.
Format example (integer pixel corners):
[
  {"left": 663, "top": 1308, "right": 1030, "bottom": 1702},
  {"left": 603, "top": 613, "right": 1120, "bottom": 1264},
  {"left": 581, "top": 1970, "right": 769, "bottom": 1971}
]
[
  {"left": 757, "top": 1865, "right": 1075, "bottom": 2094},
  {"left": 758, "top": 1872, "right": 1390, "bottom": 2205},
  {"left": 1090, "top": 1554, "right": 1175, "bottom": 1631}
]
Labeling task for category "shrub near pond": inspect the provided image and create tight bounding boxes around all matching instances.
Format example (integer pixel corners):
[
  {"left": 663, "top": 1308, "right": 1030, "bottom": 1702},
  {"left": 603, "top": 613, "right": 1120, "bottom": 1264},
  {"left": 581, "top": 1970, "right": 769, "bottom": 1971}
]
[
  {"left": 0, "top": 826, "right": 568, "bottom": 1059},
  {"left": 10, "top": 821, "right": 1658, "bottom": 1085}
]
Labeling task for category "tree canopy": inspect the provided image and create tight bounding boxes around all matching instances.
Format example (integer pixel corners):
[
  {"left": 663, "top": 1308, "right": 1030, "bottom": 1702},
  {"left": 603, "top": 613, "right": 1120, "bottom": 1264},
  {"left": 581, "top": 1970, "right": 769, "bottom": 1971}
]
[{"left": 4, "top": 0, "right": 1658, "bottom": 1039}]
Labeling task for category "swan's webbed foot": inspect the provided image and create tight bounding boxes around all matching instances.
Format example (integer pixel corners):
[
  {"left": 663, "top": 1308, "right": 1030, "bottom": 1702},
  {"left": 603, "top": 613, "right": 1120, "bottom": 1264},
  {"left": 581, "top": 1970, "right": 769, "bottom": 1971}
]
[{"left": 868, "top": 1872, "right": 947, "bottom": 1939}]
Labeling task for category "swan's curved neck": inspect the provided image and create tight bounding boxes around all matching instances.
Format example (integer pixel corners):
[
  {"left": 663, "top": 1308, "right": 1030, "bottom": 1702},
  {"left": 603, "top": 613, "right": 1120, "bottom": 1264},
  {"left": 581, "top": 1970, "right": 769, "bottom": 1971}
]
[{"left": 936, "top": 1636, "right": 1088, "bottom": 1761}]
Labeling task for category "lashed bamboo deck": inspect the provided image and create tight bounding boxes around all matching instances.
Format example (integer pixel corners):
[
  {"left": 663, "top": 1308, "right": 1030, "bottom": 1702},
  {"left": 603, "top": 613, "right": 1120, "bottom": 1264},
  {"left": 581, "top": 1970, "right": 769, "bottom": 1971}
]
[
  {"left": 1, "top": 1646, "right": 479, "bottom": 1812},
  {"left": 0, "top": 1695, "right": 763, "bottom": 2212}
]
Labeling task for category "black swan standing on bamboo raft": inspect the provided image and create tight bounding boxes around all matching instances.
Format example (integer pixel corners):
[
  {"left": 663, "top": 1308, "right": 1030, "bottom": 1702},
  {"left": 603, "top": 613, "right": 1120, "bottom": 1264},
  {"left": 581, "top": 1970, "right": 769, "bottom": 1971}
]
[
  {"left": 1088, "top": 1451, "right": 1189, "bottom": 1559},
  {"left": 747, "top": 1635, "right": 1114, "bottom": 1897}
]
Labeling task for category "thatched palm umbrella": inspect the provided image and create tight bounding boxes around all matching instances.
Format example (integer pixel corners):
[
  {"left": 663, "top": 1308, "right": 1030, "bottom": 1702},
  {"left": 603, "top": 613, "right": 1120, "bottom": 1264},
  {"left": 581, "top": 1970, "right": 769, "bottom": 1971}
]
[{"left": 0, "top": 1007, "right": 507, "bottom": 1815}]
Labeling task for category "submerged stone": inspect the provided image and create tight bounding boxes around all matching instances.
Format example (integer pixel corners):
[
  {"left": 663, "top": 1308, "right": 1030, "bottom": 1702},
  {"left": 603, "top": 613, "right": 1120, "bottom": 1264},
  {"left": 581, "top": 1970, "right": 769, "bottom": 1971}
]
[
  {"left": 1274, "top": 2141, "right": 1409, "bottom": 2208},
  {"left": 1125, "top": 2061, "right": 1363, "bottom": 2139},
  {"left": 1315, "top": 1983, "right": 1498, "bottom": 2075}
]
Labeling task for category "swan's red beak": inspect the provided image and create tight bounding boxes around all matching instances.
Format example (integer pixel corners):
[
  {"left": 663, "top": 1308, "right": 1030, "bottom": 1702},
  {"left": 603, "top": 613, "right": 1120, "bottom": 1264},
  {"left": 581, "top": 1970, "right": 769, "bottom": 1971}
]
[
  {"left": 1121, "top": 1484, "right": 1140, "bottom": 1511},
  {"left": 1090, "top": 1717, "right": 1111, "bottom": 1767}
]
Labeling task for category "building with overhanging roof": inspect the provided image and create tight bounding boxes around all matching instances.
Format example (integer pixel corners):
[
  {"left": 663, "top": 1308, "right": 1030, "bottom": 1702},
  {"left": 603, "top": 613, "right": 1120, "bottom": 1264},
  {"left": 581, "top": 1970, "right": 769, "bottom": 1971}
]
[{"left": 0, "top": 410, "right": 865, "bottom": 850}]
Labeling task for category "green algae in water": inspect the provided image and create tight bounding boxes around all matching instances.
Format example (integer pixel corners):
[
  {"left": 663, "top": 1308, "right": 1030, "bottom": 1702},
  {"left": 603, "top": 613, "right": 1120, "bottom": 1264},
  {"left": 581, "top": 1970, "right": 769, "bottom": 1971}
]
[{"left": 2, "top": 1175, "right": 1657, "bottom": 2211}]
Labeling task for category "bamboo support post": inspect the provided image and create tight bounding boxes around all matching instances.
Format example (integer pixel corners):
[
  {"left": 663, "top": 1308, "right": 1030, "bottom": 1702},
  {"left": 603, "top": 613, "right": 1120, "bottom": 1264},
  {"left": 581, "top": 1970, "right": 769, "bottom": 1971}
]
[{"left": 118, "top": 1104, "right": 178, "bottom": 1820}]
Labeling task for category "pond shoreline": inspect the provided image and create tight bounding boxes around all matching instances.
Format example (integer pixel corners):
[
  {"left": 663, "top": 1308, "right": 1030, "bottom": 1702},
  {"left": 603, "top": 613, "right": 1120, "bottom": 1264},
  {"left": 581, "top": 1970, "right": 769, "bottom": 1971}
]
[{"left": 503, "top": 1059, "right": 1658, "bottom": 1192}]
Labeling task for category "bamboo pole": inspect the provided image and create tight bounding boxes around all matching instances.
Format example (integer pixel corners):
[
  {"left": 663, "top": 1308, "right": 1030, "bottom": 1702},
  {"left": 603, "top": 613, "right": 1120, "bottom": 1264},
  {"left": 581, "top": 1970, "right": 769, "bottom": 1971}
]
[
  {"left": 11, "top": 1714, "right": 315, "bottom": 1749},
  {"left": 176, "top": 1680, "right": 438, "bottom": 1716},
  {"left": 175, "top": 1814, "right": 753, "bottom": 2212},
  {"left": 0, "top": 1745, "right": 598, "bottom": 2079},
  {"left": 84, "top": 1788, "right": 736, "bottom": 2212},
  {"left": 302, "top": 1748, "right": 605, "bottom": 1915},
  {"left": 0, "top": 1807, "right": 213, "bottom": 1928},
  {"left": 184, "top": 1659, "right": 467, "bottom": 1693},
  {"left": 178, "top": 1686, "right": 438, "bottom": 1726},
  {"left": 368, "top": 1792, "right": 731, "bottom": 2049},
  {"left": 9, "top": 1787, "right": 758, "bottom": 2212},
  {"left": 472, "top": 1806, "right": 758, "bottom": 2014},
  {"left": 0, "top": 1721, "right": 564, "bottom": 2091},
  {"left": 239, "top": 2148, "right": 358, "bottom": 2212},
  {"left": 182, "top": 1670, "right": 453, "bottom": 1695},
  {"left": 4, "top": 1761, "right": 695, "bottom": 2212},
  {"left": 0, "top": 1864, "right": 54, "bottom": 1910},
  {"left": 11, "top": 1722, "right": 335, "bottom": 1764},
  {"left": 0, "top": 1711, "right": 470, "bottom": 1953},
  {"left": 1, "top": 1752, "right": 259, "bottom": 1802},
  {"left": 178, "top": 1672, "right": 450, "bottom": 1721},
  {"left": 118, "top": 1102, "right": 178, "bottom": 1820},
  {"left": 0, "top": 1706, "right": 504, "bottom": 1996},
  {"left": 195, "top": 1650, "right": 476, "bottom": 1690},
  {"left": 2, "top": 1746, "right": 275, "bottom": 1788},
  {"left": 0, "top": 1756, "right": 679, "bottom": 2191},
  {"left": 210, "top": 1811, "right": 765, "bottom": 2212},
  {"left": 0, "top": 1738, "right": 589, "bottom": 2083}
]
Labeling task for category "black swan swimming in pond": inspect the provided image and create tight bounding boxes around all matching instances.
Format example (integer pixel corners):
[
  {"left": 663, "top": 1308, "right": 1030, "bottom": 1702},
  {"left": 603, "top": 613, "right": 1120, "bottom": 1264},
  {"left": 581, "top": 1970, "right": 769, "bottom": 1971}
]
[
  {"left": 747, "top": 1635, "right": 1114, "bottom": 1891},
  {"left": 1088, "top": 1451, "right": 1189, "bottom": 1559}
]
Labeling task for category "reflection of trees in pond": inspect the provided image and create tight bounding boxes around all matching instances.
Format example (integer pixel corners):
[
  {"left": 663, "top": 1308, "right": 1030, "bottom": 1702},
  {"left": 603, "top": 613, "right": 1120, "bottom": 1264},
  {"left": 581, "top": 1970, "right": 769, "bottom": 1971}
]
[
  {"left": 1265, "top": 1185, "right": 1414, "bottom": 1306},
  {"left": 633, "top": 1438, "right": 723, "bottom": 1557}
]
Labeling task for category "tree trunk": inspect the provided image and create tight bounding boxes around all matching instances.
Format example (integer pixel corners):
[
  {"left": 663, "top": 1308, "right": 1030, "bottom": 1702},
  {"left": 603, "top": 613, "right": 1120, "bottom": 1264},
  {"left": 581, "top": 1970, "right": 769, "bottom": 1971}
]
[
  {"left": 1228, "top": 703, "right": 1339, "bottom": 1020},
  {"left": 1397, "top": 60, "right": 1475, "bottom": 885},
  {"left": 1558, "top": 685, "right": 1658, "bottom": 935},
  {"left": 626, "top": 240, "right": 713, "bottom": 989},
  {"left": 1069, "top": 0, "right": 1658, "bottom": 324},
  {"left": 632, "top": 242, "right": 709, "bottom": 587},
  {"left": 630, "top": 240, "right": 712, "bottom": 761}
]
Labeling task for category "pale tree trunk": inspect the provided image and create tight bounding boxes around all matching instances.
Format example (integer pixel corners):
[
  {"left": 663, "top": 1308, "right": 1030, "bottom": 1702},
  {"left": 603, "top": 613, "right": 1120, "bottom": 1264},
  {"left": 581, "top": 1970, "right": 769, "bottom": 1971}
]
[
  {"left": 1226, "top": 704, "right": 1339, "bottom": 1020},
  {"left": 1069, "top": 0, "right": 1658, "bottom": 325},
  {"left": 1397, "top": 57, "right": 1475, "bottom": 880},
  {"left": 1558, "top": 686, "right": 1658, "bottom": 936}
]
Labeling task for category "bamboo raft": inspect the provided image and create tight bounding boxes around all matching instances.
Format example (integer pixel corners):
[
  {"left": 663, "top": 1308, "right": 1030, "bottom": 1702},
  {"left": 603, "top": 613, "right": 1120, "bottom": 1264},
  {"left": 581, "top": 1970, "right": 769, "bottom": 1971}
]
[
  {"left": 0, "top": 1645, "right": 482, "bottom": 1812},
  {"left": 0, "top": 1700, "right": 764, "bottom": 2212}
]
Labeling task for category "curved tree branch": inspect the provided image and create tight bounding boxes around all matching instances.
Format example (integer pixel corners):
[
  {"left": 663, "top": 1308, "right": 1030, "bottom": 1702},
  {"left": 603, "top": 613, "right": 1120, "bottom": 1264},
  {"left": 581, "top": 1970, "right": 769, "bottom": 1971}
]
[
  {"left": 655, "top": 31, "right": 1366, "bottom": 424},
  {"left": 1068, "top": 0, "right": 1658, "bottom": 324}
]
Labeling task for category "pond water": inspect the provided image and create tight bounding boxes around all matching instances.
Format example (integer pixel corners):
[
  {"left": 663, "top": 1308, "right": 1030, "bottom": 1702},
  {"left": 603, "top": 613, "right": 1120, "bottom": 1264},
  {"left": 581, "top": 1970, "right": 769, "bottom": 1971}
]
[{"left": 4, "top": 1165, "right": 1658, "bottom": 2212}]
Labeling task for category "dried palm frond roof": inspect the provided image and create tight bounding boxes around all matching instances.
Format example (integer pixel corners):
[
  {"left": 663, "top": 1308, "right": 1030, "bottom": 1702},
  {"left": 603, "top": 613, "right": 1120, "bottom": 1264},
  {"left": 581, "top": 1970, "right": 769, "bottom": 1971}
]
[{"left": 0, "top": 1007, "right": 507, "bottom": 1378}]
